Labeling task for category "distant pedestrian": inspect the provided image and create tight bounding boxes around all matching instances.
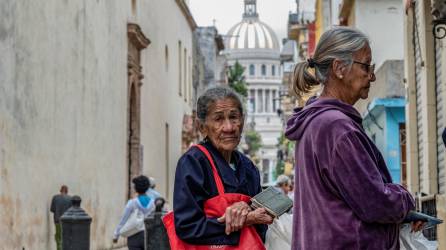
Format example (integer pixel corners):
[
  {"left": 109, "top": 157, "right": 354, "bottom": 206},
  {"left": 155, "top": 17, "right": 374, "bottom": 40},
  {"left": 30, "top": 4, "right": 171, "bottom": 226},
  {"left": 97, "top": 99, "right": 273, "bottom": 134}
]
[
  {"left": 146, "top": 177, "right": 161, "bottom": 200},
  {"left": 288, "top": 179, "right": 294, "bottom": 202},
  {"left": 113, "top": 175, "right": 155, "bottom": 250},
  {"left": 275, "top": 175, "right": 291, "bottom": 195},
  {"left": 50, "top": 185, "right": 72, "bottom": 250},
  {"left": 286, "top": 27, "right": 416, "bottom": 249}
]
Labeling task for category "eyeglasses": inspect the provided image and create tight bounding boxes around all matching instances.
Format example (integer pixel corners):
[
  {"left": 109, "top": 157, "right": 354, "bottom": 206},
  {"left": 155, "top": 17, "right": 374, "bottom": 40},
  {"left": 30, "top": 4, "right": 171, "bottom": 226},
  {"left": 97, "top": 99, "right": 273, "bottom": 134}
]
[{"left": 353, "top": 61, "right": 375, "bottom": 76}]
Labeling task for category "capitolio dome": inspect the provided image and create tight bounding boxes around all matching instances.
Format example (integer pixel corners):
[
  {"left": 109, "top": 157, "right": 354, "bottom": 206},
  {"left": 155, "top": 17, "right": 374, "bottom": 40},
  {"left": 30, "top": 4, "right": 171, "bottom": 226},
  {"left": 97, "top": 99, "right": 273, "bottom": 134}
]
[{"left": 226, "top": 0, "right": 280, "bottom": 51}]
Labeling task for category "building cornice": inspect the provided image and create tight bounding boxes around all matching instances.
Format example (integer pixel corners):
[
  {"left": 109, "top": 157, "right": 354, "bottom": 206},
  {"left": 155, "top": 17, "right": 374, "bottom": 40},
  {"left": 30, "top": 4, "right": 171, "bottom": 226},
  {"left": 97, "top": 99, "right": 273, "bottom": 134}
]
[
  {"left": 175, "top": 0, "right": 198, "bottom": 31},
  {"left": 128, "top": 23, "right": 151, "bottom": 50}
]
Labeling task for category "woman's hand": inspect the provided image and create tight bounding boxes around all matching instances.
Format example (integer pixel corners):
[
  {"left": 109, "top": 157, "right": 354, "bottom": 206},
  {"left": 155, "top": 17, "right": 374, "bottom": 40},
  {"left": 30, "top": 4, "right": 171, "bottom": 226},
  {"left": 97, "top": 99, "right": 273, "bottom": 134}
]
[
  {"left": 217, "top": 201, "right": 251, "bottom": 235},
  {"left": 245, "top": 208, "right": 274, "bottom": 226}
]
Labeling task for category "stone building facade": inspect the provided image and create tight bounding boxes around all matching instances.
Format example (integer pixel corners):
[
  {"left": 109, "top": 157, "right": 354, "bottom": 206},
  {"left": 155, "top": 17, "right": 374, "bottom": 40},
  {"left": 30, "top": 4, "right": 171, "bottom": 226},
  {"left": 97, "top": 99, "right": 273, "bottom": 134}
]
[
  {"left": 193, "top": 26, "right": 226, "bottom": 105},
  {"left": 0, "top": 0, "right": 195, "bottom": 249},
  {"left": 404, "top": 0, "right": 446, "bottom": 246}
]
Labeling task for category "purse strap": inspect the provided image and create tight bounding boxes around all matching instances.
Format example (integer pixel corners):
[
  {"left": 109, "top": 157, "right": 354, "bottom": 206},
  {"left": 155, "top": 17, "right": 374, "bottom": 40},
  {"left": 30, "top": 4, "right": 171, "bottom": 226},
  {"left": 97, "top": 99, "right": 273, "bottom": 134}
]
[{"left": 194, "top": 144, "right": 225, "bottom": 195}]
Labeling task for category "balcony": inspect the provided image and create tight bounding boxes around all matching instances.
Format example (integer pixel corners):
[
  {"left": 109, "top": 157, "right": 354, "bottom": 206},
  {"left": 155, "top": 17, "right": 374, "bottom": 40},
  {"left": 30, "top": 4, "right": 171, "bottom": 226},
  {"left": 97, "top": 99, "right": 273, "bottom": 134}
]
[
  {"left": 288, "top": 12, "right": 305, "bottom": 41},
  {"left": 288, "top": 11, "right": 315, "bottom": 41}
]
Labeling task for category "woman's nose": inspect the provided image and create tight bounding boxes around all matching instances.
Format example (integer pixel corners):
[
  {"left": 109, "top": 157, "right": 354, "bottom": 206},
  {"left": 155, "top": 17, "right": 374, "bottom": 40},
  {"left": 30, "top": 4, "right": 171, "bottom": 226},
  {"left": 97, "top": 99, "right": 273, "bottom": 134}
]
[{"left": 222, "top": 119, "right": 235, "bottom": 131}]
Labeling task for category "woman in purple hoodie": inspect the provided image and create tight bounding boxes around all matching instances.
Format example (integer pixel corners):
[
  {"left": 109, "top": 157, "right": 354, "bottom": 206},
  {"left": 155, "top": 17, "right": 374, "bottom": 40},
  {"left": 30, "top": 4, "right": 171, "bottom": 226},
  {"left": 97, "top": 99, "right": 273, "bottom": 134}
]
[{"left": 285, "top": 27, "right": 416, "bottom": 249}]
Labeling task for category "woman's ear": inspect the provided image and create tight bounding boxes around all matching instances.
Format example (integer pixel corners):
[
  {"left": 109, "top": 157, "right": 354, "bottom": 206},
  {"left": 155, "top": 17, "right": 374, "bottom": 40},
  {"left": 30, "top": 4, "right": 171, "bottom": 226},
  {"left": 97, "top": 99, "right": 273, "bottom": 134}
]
[
  {"left": 332, "top": 59, "right": 345, "bottom": 79},
  {"left": 197, "top": 120, "right": 207, "bottom": 137}
]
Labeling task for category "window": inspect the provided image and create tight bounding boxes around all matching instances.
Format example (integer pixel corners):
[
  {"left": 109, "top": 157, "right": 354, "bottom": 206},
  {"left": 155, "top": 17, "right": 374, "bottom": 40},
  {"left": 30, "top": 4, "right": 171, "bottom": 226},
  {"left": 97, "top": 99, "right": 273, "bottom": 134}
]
[
  {"left": 272, "top": 65, "right": 276, "bottom": 76},
  {"left": 261, "top": 64, "right": 266, "bottom": 76},
  {"left": 165, "top": 45, "right": 169, "bottom": 71},
  {"left": 265, "top": 89, "right": 270, "bottom": 113},
  {"left": 188, "top": 56, "right": 192, "bottom": 104},
  {"left": 272, "top": 90, "right": 277, "bottom": 111},
  {"left": 184, "top": 48, "right": 187, "bottom": 102},
  {"left": 249, "top": 89, "right": 256, "bottom": 113},
  {"left": 257, "top": 89, "right": 263, "bottom": 113},
  {"left": 249, "top": 64, "right": 255, "bottom": 76},
  {"left": 178, "top": 41, "right": 182, "bottom": 96}
]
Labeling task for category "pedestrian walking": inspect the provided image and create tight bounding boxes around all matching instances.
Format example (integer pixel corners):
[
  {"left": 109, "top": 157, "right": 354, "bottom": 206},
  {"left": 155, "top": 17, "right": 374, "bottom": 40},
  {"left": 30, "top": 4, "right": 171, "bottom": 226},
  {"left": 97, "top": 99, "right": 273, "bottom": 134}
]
[
  {"left": 113, "top": 175, "right": 155, "bottom": 250},
  {"left": 164, "top": 87, "right": 273, "bottom": 249},
  {"left": 50, "top": 185, "right": 71, "bottom": 250},
  {"left": 286, "top": 27, "right": 417, "bottom": 249}
]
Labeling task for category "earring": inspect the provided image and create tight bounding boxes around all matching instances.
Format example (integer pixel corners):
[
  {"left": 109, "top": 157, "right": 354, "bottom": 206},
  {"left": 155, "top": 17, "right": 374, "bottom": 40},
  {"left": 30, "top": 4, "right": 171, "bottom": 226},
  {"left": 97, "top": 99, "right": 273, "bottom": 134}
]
[{"left": 339, "top": 75, "right": 343, "bottom": 79}]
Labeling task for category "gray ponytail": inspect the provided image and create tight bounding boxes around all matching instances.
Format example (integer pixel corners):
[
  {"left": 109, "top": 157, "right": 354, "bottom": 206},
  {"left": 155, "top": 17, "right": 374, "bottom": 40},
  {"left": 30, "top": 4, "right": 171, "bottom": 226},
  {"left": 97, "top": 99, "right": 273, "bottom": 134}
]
[{"left": 292, "top": 27, "right": 369, "bottom": 96}]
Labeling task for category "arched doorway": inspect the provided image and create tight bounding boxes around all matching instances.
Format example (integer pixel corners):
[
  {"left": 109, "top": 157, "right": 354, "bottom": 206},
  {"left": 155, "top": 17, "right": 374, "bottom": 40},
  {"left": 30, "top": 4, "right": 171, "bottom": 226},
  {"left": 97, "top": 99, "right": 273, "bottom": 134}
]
[{"left": 127, "top": 23, "right": 150, "bottom": 198}]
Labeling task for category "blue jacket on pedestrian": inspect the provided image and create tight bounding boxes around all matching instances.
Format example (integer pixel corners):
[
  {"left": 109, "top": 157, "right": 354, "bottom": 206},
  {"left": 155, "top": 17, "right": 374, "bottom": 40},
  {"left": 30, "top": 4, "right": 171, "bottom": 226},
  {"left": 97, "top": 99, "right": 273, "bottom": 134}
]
[{"left": 173, "top": 140, "right": 267, "bottom": 245}]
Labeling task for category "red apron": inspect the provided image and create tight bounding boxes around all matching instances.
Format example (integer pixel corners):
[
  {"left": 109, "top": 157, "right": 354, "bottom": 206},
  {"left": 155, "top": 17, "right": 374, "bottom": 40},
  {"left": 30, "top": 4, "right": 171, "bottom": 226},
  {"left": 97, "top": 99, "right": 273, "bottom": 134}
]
[{"left": 163, "top": 144, "right": 266, "bottom": 250}]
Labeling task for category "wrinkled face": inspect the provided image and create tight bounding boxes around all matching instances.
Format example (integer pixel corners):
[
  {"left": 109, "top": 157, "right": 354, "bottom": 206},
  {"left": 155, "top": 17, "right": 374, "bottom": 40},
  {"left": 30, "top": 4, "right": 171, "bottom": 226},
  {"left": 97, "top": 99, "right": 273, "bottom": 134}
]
[
  {"left": 343, "top": 44, "right": 376, "bottom": 103},
  {"left": 280, "top": 183, "right": 290, "bottom": 194},
  {"left": 200, "top": 98, "right": 244, "bottom": 155}
]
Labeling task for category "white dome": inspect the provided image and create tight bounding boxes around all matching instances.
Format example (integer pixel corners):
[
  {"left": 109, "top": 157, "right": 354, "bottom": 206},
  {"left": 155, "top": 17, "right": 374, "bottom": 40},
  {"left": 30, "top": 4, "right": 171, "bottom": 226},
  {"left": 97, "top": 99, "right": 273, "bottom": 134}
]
[{"left": 226, "top": 19, "right": 280, "bottom": 51}]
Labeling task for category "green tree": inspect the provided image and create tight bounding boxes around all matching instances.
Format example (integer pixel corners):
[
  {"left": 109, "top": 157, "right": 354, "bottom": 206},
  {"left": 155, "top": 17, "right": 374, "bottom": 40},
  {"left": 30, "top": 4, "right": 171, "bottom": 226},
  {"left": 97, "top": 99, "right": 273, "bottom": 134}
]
[
  {"left": 244, "top": 129, "right": 262, "bottom": 157},
  {"left": 227, "top": 61, "right": 260, "bottom": 159},
  {"left": 274, "top": 161, "right": 285, "bottom": 179},
  {"left": 227, "top": 61, "right": 248, "bottom": 97}
]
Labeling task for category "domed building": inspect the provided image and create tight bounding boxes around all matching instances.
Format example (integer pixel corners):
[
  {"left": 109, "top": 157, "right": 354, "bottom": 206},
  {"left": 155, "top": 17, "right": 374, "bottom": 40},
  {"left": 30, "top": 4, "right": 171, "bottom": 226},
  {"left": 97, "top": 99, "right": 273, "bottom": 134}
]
[{"left": 225, "top": 0, "right": 282, "bottom": 185}]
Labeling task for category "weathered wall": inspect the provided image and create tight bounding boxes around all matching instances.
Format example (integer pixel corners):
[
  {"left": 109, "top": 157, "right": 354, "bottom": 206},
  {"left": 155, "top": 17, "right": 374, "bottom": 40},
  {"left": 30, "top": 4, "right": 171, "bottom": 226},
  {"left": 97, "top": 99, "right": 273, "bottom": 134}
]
[
  {"left": 193, "top": 26, "right": 222, "bottom": 106},
  {"left": 136, "top": 0, "right": 194, "bottom": 207},
  {"left": 355, "top": 0, "right": 404, "bottom": 68},
  {"left": 0, "top": 0, "right": 194, "bottom": 249}
]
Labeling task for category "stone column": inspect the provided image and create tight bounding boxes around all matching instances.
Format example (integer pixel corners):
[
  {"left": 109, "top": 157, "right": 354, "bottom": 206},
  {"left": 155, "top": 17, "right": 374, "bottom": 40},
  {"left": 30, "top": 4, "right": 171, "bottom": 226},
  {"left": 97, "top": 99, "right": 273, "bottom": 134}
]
[
  {"left": 273, "top": 89, "right": 277, "bottom": 112},
  {"left": 262, "top": 88, "right": 266, "bottom": 113},
  {"left": 255, "top": 87, "right": 258, "bottom": 114},
  {"left": 269, "top": 88, "right": 273, "bottom": 113}
]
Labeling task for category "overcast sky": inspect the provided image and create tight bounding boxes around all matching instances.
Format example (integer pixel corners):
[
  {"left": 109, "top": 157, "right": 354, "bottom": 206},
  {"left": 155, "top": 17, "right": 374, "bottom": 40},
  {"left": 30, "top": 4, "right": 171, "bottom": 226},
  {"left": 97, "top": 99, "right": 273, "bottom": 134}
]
[{"left": 189, "top": 0, "right": 315, "bottom": 47}]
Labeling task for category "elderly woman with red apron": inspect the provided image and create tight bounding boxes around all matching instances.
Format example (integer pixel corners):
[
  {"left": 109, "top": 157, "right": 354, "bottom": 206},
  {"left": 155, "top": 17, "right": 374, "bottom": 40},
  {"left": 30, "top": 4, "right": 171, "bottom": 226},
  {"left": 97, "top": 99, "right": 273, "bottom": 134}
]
[{"left": 163, "top": 86, "right": 273, "bottom": 249}]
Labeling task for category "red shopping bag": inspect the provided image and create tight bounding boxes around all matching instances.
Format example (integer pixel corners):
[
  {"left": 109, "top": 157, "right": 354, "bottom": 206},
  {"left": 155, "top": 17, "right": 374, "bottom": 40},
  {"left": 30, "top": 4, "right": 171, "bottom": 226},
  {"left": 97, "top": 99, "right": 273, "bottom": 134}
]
[{"left": 162, "top": 144, "right": 266, "bottom": 250}]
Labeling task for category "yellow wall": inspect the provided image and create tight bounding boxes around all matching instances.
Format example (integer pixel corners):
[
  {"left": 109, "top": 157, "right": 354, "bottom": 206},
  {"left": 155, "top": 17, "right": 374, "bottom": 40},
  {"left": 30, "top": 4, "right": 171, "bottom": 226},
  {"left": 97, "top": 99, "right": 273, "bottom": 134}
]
[{"left": 315, "top": 0, "right": 323, "bottom": 43}]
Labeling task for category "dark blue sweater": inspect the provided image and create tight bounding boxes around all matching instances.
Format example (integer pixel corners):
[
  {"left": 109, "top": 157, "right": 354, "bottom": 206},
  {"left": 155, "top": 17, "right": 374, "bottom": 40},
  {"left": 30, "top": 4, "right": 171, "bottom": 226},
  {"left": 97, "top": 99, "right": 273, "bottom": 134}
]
[{"left": 173, "top": 140, "right": 267, "bottom": 245}]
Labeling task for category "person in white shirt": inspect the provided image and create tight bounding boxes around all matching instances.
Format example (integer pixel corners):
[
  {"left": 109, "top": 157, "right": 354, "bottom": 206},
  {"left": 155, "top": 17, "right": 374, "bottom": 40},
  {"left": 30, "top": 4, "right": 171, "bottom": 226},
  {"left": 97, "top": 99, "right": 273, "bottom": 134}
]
[{"left": 113, "top": 175, "right": 155, "bottom": 250}]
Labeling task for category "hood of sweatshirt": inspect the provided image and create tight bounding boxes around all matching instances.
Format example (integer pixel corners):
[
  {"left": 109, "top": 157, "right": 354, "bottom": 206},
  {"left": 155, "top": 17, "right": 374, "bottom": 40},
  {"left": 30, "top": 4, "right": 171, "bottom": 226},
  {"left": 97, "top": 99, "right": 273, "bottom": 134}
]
[
  {"left": 136, "top": 195, "right": 154, "bottom": 213},
  {"left": 285, "top": 97, "right": 362, "bottom": 141}
]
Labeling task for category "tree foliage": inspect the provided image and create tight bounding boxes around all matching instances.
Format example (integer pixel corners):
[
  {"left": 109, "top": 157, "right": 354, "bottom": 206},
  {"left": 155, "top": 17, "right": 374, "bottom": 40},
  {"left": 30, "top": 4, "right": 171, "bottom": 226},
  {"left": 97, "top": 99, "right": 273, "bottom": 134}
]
[
  {"left": 274, "top": 160, "right": 285, "bottom": 179},
  {"left": 227, "top": 61, "right": 248, "bottom": 97},
  {"left": 244, "top": 129, "right": 262, "bottom": 157},
  {"left": 227, "top": 61, "right": 261, "bottom": 159}
]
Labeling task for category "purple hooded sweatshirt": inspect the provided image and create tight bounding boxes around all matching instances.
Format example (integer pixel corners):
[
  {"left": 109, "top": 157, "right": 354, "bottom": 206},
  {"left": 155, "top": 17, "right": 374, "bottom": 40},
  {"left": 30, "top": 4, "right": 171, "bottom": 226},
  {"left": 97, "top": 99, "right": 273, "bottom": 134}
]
[{"left": 285, "top": 98, "right": 415, "bottom": 250}]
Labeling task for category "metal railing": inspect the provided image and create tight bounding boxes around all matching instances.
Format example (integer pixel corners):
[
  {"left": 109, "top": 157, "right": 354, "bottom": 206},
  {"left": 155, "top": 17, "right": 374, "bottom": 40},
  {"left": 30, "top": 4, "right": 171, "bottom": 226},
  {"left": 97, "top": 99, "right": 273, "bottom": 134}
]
[{"left": 416, "top": 194, "right": 438, "bottom": 241}]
